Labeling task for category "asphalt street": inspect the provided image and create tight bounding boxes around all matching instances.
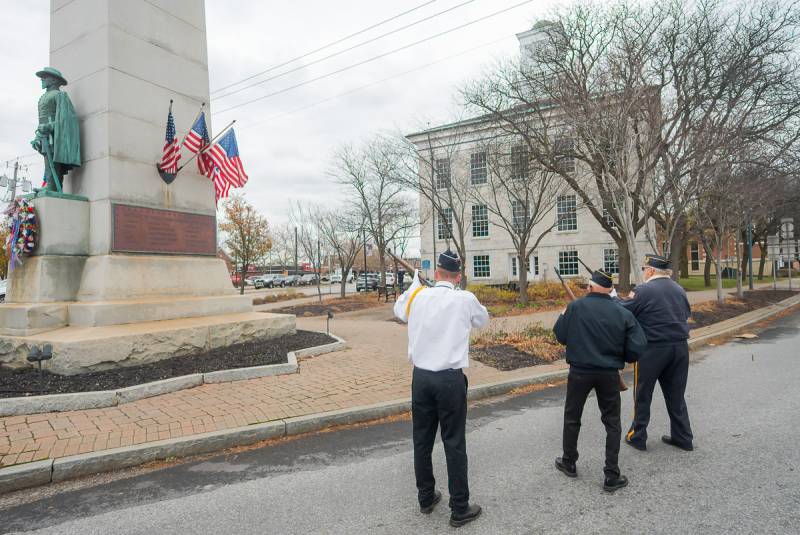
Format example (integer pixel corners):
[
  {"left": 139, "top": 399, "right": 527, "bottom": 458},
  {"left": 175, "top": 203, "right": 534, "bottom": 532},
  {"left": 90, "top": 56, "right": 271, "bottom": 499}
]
[{"left": 2, "top": 312, "right": 799, "bottom": 534}]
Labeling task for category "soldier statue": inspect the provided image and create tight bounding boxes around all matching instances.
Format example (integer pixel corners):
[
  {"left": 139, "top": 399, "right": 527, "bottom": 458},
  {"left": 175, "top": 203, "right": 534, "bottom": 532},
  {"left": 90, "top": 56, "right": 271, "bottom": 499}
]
[{"left": 30, "top": 67, "right": 80, "bottom": 194}]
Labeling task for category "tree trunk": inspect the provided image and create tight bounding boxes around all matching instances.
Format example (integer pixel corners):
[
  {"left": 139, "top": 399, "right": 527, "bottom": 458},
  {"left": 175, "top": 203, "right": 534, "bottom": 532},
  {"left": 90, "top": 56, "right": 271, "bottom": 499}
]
[
  {"left": 239, "top": 263, "right": 246, "bottom": 295},
  {"left": 518, "top": 253, "right": 529, "bottom": 306},
  {"left": 734, "top": 226, "right": 744, "bottom": 299},
  {"left": 715, "top": 249, "right": 724, "bottom": 304},
  {"left": 758, "top": 247, "right": 767, "bottom": 280},
  {"left": 669, "top": 222, "right": 685, "bottom": 282},
  {"left": 618, "top": 240, "right": 632, "bottom": 292},
  {"left": 703, "top": 255, "right": 712, "bottom": 287}
]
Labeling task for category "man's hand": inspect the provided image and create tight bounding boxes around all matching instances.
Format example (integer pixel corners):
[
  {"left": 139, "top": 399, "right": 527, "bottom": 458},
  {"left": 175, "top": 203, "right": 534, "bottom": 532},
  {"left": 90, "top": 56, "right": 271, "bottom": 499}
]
[{"left": 30, "top": 139, "right": 41, "bottom": 152}]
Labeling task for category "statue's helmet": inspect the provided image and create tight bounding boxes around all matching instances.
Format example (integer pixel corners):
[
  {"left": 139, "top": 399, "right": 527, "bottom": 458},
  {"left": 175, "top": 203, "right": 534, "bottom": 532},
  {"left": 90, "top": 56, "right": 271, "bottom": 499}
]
[{"left": 36, "top": 67, "right": 68, "bottom": 87}]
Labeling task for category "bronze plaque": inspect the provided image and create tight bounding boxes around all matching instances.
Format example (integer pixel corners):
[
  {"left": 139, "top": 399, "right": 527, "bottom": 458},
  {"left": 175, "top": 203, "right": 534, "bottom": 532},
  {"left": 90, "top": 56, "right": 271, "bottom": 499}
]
[{"left": 112, "top": 204, "right": 216, "bottom": 256}]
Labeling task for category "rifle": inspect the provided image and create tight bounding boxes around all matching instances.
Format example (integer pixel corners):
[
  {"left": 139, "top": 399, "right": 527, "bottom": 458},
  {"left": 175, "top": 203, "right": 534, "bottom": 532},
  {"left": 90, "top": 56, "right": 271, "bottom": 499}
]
[
  {"left": 386, "top": 249, "right": 434, "bottom": 287},
  {"left": 554, "top": 268, "right": 628, "bottom": 392}
]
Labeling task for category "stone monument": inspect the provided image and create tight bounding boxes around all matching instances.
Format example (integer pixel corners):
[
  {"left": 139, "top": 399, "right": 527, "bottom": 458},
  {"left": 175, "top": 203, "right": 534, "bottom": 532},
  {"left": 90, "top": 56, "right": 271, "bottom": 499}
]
[{"left": 0, "top": 0, "right": 294, "bottom": 374}]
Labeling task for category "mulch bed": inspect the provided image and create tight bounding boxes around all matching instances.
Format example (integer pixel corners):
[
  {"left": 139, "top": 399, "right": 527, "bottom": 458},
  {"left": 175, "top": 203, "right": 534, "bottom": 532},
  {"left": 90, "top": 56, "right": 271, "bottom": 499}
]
[
  {"left": 472, "top": 344, "right": 561, "bottom": 371},
  {"left": 273, "top": 295, "right": 387, "bottom": 317},
  {"left": 0, "top": 330, "right": 335, "bottom": 398},
  {"left": 690, "top": 289, "right": 799, "bottom": 329}
]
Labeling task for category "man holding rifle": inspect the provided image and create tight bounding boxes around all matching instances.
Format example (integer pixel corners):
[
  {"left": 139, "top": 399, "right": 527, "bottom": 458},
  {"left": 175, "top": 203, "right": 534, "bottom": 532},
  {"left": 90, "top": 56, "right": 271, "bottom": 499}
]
[
  {"left": 553, "top": 269, "right": 647, "bottom": 492},
  {"left": 393, "top": 250, "right": 489, "bottom": 528}
]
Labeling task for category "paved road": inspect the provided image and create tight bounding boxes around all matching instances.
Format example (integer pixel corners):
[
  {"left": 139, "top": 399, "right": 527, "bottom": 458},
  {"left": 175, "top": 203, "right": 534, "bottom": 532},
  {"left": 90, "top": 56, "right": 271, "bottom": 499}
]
[{"left": 3, "top": 312, "right": 799, "bottom": 534}]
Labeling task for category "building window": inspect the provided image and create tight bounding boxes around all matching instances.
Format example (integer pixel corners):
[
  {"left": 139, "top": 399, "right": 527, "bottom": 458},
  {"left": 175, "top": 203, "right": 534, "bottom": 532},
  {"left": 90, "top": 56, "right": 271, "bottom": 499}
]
[
  {"left": 690, "top": 242, "right": 700, "bottom": 271},
  {"left": 533, "top": 255, "right": 539, "bottom": 275},
  {"left": 554, "top": 137, "right": 575, "bottom": 173},
  {"left": 437, "top": 207, "right": 453, "bottom": 240},
  {"left": 435, "top": 158, "right": 451, "bottom": 189},
  {"left": 471, "top": 204, "right": 489, "bottom": 238},
  {"left": 603, "top": 209, "right": 618, "bottom": 230},
  {"left": 557, "top": 195, "right": 577, "bottom": 231},
  {"left": 512, "top": 200, "right": 528, "bottom": 233},
  {"left": 558, "top": 250, "right": 579, "bottom": 275},
  {"left": 603, "top": 248, "right": 620, "bottom": 275},
  {"left": 470, "top": 152, "right": 487, "bottom": 185},
  {"left": 511, "top": 145, "right": 528, "bottom": 180},
  {"left": 473, "top": 255, "right": 490, "bottom": 278}
]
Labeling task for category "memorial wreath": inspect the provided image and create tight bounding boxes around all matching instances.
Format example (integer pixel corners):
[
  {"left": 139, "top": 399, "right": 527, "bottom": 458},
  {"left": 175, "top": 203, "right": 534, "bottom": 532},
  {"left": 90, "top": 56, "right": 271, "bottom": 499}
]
[{"left": 4, "top": 197, "right": 37, "bottom": 270}]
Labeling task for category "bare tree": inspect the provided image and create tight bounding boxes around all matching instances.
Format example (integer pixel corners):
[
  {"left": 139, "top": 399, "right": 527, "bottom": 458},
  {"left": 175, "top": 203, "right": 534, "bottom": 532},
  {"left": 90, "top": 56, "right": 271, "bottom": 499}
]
[
  {"left": 472, "top": 138, "right": 562, "bottom": 304},
  {"left": 333, "top": 136, "right": 417, "bottom": 287},
  {"left": 463, "top": 0, "right": 800, "bottom": 290},
  {"left": 267, "top": 223, "right": 296, "bottom": 272},
  {"left": 290, "top": 203, "right": 333, "bottom": 303},
  {"left": 317, "top": 207, "right": 364, "bottom": 298}
]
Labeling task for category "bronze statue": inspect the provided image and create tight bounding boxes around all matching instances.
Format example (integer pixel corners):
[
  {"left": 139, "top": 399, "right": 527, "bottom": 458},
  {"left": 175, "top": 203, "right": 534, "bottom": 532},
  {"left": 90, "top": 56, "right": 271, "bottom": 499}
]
[{"left": 31, "top": 67, "right": 80, "bottom": 194}]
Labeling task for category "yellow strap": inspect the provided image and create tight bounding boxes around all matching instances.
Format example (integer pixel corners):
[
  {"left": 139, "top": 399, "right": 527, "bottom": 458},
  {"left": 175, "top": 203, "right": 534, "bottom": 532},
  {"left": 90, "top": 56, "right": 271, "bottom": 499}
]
[{"left": 405, "top": 286, "right": 426, "bottom": 319}]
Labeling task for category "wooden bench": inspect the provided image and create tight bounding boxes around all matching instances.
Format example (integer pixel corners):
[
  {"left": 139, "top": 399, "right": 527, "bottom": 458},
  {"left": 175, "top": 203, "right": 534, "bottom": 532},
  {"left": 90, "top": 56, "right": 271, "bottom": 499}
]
[{"left": 377, "top": 285, "right": 397, "bottom": 302}]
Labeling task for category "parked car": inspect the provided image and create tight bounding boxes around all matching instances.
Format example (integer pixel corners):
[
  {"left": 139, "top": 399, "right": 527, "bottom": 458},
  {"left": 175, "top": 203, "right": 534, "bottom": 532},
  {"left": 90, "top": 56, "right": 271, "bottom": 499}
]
[
  {"left": 299, "top": 273, "right": 319, "bottom": 285},
  {"left": 244, "top": 276, "right": 260, "bottom": 287},
  {"left": 0, "top": 279, "right": 6, "bottom": 303},
  {"left": 331, "top": 271, "right": 354, "bottom": 284},
  {"left": 255, "top": 274, "right": 280, "bottom": 288},
  {"left": 269, "top": 275, "right": 288, "bottom": 287},
  {"left": 283, "top": 274, "right": 302, "bottom": 286},
  {"left": 355, "top": 273, "right": 380, "bottom": 292}
]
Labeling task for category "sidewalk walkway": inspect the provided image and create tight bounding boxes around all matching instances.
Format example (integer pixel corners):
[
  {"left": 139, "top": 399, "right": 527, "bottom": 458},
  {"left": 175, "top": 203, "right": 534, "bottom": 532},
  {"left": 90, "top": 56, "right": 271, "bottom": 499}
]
[{"left": 0, "top": 284, "right": 795, "bottom": 471}]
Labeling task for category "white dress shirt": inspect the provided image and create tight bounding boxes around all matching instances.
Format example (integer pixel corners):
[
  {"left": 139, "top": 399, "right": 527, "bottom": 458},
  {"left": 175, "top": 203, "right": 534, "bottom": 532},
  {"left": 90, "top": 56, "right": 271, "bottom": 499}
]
[{"left": 393, "top": 271, "right": 490, "bottom": 371}]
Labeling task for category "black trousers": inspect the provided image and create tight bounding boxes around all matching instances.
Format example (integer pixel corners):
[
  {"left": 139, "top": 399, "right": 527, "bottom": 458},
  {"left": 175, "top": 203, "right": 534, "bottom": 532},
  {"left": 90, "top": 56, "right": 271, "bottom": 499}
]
[
  {"left": 562, "top": 370, "right": 621, "bottom": 477},
  {"left": 627, "top": 341, "right": 693, "bottom": 448},
  {"left": 412, "top": 367, "right": 469, "bottom": 513}
]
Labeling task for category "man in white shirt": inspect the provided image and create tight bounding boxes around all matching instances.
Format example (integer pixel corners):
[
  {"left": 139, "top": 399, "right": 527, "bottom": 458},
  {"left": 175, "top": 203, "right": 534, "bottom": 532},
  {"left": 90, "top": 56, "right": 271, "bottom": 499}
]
[{"left": 394, "top": 250, "right": 489, "bottom": 528}]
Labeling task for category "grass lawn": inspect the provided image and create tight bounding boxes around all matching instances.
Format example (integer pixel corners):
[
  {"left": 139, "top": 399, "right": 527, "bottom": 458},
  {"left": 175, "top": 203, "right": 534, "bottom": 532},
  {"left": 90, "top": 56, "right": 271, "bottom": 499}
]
[{"left": 678, "top": 276, "right": 739, "bottom": 291}]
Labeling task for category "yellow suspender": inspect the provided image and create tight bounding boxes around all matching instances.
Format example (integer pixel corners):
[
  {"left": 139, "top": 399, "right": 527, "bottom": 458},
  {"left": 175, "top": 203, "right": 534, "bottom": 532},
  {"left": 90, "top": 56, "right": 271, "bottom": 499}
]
[{"left": 405, "top": 286, "right": 426, "bottom": 319}]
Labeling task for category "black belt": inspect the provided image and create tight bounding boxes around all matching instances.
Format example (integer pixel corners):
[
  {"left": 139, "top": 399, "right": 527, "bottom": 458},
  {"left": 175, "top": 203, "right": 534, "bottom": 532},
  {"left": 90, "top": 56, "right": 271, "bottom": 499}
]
[{"left": 414, "top": 366, "right": 463, "bottom": 374}]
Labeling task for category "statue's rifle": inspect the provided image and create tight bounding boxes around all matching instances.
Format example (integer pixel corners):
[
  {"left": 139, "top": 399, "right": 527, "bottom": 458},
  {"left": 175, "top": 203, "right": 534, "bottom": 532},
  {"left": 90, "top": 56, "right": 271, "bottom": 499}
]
[
  {"left": 554, "top": 267, "right": 628, "bottom": 392},
  {"left": 387, "top": 248, "right": 433, "bottom": 287}
]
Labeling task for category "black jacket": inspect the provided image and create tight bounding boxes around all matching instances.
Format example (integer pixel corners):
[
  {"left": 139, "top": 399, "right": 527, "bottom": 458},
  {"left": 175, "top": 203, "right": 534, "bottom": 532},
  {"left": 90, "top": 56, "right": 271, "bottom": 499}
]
[
  {"left": 553, "top": 293, "right": 648, "bottom": 374},
  {"left": 621, "top": 277, "right": 691, "bottom": 343}
]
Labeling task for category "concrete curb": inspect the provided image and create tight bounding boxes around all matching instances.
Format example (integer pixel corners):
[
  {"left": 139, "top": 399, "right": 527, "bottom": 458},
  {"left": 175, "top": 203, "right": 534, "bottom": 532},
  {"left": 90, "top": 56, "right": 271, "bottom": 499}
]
[
  {"left": 0, "top": 333, "right": 345, "bottom": 417},
  {"left": 1, "top": 294, "right": 797, "bottom": 495}
]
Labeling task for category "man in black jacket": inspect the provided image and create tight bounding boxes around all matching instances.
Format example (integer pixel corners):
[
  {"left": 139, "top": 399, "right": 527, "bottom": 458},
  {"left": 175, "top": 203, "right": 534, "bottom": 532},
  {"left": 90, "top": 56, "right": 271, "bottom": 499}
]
[
  {"left": 553, "top": 270, "right": 648, "bottom": 492},
  {"left": 621, "top": 254, "right": 694, "bottom": 452}
]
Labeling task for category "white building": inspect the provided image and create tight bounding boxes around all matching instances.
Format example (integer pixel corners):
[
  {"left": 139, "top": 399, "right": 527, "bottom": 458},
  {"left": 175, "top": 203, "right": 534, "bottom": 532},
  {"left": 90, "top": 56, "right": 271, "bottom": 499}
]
[{"left": 406, "top": 23, "right": 653, "bottom": 285}]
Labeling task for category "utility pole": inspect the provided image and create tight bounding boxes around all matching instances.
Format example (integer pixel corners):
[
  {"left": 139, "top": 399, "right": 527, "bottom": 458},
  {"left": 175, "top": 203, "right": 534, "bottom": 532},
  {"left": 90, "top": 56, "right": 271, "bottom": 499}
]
[
  {"left": 747, "top": 221, "right": 754, "bottom": 290},
  {"left": 294, "top": 226, "right": 298, "bottom": 276},
  {"left": 426, "top": 130, "right": 437, "bottom": 279},
  {"left": 362, "top": 227, "right": 368, "bottom": 291}
]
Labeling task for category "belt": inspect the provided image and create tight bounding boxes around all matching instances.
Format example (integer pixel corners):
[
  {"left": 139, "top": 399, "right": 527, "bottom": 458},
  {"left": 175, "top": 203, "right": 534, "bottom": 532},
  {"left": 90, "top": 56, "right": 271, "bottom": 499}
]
[{"left": 413, "top": 366, "right": 463, "bottom": 374}]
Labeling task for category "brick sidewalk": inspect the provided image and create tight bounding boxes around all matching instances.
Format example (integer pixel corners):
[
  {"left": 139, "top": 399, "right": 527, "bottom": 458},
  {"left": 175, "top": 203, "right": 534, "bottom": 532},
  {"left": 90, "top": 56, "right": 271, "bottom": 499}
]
[
  {"left": 1, "top": 286, "right": 794, "bottom": 470},
  {"left": 0, "top": 307, "right": 565, "bottom": 469}
]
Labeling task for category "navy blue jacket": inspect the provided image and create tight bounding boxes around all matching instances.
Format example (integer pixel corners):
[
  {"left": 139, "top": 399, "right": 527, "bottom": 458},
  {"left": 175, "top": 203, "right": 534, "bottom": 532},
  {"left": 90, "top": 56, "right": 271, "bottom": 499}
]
[
  {"left": 621, "top": 277, "right": 691, "bottom": 344},
  {"left": 553, "top": 293, "right": 648, "bottom": 374}
]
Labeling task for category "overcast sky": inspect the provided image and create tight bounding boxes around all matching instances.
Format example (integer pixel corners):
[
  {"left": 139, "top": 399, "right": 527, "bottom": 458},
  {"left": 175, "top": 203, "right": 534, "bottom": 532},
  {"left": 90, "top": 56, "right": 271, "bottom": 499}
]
[{"left": 0, "top": 0, "right": 561, "bottom": 253}]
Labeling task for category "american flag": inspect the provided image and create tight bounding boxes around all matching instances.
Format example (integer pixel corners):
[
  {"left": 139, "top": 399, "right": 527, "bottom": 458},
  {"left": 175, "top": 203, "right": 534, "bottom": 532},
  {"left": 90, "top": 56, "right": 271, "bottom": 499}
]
[
  {"left": 158, "top": 108, "right": 181, "bottom": 174},
  {"left": 207, "top": 128, "right": 248, "bottom": 189},
  {"left": 211, "top": 166, "right": 231, "bottom": 202},
  {"left": 182, "top": 112, "right": 212, "bottom": 176}
]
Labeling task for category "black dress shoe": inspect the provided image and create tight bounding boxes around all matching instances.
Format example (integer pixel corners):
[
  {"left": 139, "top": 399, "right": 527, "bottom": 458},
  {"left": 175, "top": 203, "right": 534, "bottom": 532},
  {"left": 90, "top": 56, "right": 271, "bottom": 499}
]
[
  {"left": 420, "top": 490, "right": 442, "bottom": 514},
  {"left": 555, "top": 457, "right": 577, "bottom": 478},
  {"left": 662, "top": 435, "right": 693, "bottom": 451},
  {"left": 450, "top": 504, "right": 482, "bottom": 527},
  {"left": 603, "top": 474, "right": 629, "bottom": 492},
  {"left": 625, "top": 437, "right": 646, "bottom": 451}
]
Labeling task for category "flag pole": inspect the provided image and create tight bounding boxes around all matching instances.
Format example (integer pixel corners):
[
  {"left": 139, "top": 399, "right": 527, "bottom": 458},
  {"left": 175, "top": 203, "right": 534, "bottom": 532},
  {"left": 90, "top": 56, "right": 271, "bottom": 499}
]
[
  {"left": 176, "top": 119, "right": 236, "bottom": 174},
  {"left": 156, "top": 99, "right": 178, "bottom": 184}
]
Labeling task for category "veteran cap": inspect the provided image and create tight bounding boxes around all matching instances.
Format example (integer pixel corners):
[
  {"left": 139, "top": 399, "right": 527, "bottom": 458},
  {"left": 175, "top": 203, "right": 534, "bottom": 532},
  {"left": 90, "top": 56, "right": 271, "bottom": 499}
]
[
  {"left": 644, "top": 254, "right": 671, "bottom": 270},
  {"left": 437, "top": 249, "right": 461, "bottom": 273},
  {"left": 590, "top": 269, "right": 614, "bottom": 288}
]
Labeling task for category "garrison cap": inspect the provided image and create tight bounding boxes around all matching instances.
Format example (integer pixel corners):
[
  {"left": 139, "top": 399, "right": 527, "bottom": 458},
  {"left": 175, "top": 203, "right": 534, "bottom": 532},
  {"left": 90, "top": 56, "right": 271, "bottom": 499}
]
[
  {"left": 437, "top": 249, "right": 461, "bottom": 273},
  {"left": 644, "top": 254, "right": 671, "bottom": 270},
  {"left": 591, "top": 269, "right": 614, "bottom": 288},
  {"left": 36, "top": 67, "right": 68, "bottom": 86}
]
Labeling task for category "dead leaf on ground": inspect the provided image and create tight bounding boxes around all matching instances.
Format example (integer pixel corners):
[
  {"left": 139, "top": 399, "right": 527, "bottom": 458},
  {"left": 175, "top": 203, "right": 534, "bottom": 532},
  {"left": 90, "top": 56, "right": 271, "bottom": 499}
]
[{"left": 735, "top": 333, "right": 758, "bottom": 339}]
